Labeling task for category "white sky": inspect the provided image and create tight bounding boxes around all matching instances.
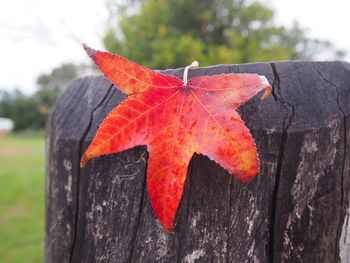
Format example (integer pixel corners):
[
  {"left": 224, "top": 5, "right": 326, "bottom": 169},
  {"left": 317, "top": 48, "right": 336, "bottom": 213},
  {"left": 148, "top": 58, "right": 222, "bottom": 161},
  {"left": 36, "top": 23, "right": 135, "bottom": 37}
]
[{"left": 0, "top": 0, "right": 349, "bottom": 94}]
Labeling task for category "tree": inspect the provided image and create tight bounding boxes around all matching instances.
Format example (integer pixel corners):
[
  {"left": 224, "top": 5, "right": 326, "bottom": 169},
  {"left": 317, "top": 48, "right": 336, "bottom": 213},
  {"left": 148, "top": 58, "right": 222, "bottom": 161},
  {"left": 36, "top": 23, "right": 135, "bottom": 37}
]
[
  {"left": 36, "top": 63, "right": 78, "bottom": 93},
  {"left": 0, "top": 62, "right": 94, "bottom": 131},
  {"left": 103, "top": 0, "right": 344, "bottom": 69},
  {"left": 0, "top": 90, "right": 46, "bottom": 131},
  {"left": 0, "top": 63, "right": 81, "bottom": 131}
]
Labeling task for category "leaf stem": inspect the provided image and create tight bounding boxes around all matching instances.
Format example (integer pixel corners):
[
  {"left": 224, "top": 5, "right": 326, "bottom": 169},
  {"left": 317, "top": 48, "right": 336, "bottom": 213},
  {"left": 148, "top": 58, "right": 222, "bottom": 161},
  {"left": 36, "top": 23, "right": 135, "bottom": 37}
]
[{"left": 183, "top": 61, "right": 199, "bottom": 85}]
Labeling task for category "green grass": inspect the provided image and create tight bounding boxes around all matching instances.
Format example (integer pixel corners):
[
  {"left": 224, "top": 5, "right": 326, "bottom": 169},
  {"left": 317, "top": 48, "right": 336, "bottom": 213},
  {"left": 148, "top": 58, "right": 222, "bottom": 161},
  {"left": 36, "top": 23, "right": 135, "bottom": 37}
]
[{"left": 0, "top": 132, "right": 45, "bottom": 263}]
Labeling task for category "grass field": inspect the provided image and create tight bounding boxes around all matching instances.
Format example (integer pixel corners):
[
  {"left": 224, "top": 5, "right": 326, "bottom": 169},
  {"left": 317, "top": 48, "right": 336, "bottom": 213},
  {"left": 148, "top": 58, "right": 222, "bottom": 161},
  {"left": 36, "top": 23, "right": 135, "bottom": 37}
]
[{"left": 0, "top": 133, "right": 45, "bottom": 263}]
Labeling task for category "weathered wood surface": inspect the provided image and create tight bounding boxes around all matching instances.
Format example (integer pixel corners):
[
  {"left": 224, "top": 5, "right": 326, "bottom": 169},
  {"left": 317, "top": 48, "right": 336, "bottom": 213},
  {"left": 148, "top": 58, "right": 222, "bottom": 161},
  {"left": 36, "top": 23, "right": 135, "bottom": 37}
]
[{"left": 46, "top": 61, "right": 350, "bottom": 263}]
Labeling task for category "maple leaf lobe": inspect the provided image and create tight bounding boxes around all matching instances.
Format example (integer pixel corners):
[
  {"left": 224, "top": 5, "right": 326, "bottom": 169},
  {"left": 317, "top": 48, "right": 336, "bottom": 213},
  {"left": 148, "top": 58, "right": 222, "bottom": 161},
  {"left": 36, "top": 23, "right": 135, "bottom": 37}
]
[{"left": 80, "top": 44, "right": 272, "bottom": 233}]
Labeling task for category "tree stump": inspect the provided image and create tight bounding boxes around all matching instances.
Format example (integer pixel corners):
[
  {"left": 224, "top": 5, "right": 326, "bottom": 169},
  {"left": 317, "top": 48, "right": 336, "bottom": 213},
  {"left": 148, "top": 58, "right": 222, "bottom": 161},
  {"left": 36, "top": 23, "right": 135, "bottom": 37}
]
[{"left": 46, "top": 62, "right": 350, "bottom": 263}]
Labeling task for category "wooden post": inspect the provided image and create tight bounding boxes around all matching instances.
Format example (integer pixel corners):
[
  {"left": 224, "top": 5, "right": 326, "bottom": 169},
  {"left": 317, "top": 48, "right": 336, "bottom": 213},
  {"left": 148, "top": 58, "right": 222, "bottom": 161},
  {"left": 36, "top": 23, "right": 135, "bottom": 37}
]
[{"left": 46, "top": 62, "right": 350, "bottom": 262}]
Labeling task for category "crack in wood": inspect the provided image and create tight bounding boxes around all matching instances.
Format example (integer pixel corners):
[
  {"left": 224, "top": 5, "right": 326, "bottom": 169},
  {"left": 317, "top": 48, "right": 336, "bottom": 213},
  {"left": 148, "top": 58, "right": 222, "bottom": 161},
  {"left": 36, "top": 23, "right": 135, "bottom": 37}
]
[
  {"left": 268, "top": 63, "right": 295, "bottom": 263},
  {"left": 225, "top": 176, "right": 233, "bottom": 263},
  {"left": 128, "top": 161, "right": 147, "bottom": 262},
  {"left": 175, "top": 156, "right": 194, "bottom": 262},
  {"left": 312, "top": 63, "right": 347, "bottom": 263},
  {"left": 68, "top": 83, "right": 115, "bottom": 263}
]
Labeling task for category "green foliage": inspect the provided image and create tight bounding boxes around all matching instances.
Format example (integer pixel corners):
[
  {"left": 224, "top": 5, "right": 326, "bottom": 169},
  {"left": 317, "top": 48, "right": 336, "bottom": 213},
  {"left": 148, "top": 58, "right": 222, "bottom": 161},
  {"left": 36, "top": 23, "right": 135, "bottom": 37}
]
[
  {"left": 104, "top": 0, "right": 344, "bottom": 68},
  {"left": 0, "top": 89, "right": 57, "bottom": 131}
]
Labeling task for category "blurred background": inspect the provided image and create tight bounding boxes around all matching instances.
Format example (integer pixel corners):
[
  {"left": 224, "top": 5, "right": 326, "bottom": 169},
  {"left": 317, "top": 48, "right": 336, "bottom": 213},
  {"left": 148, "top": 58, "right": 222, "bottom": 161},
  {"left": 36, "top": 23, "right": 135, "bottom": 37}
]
[{"left": 0, "top": 0, "right": 349, "bottom": 262}]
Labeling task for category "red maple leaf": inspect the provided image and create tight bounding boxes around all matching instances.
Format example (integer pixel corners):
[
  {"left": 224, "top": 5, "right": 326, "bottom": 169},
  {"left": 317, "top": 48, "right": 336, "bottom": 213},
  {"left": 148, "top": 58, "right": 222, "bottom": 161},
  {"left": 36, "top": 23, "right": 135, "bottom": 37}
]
[{"left": 80, "top": 44, "right": 272, "bottom": 233}]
